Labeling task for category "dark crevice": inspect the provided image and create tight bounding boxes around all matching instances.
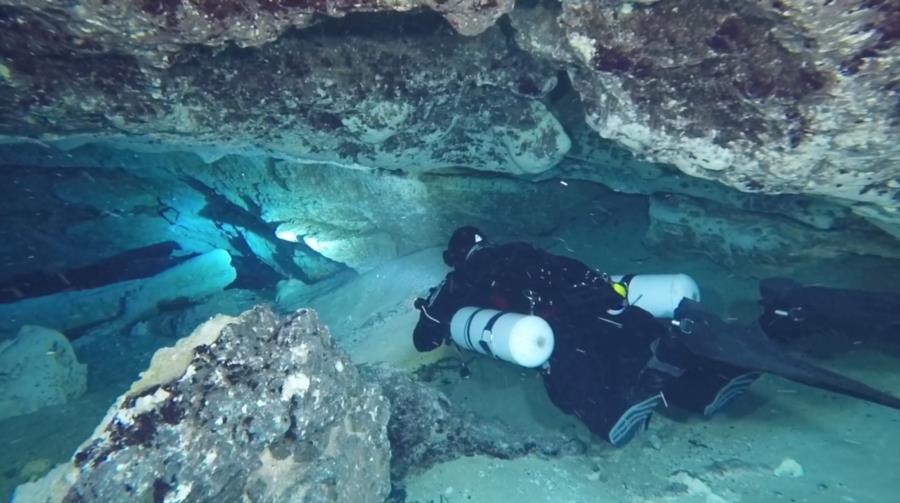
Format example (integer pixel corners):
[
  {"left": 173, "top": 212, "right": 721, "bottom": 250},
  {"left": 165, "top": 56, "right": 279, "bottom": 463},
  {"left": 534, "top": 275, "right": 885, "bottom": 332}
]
[
  {"left": 0, "top": 241, "right": 190, "bottom": 304},
  {"left": 543, "top": 69, "right": 586, "bottom": 138},
  {"left": 298, "top": 9, "right": 452, "bottom": 40}
]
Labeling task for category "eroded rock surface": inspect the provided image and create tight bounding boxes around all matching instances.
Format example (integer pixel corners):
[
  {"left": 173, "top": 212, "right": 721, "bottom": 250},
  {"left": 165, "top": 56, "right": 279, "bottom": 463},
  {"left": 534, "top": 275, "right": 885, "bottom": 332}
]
[
  {"left": 0, "top": 0, "right": 512, "bottom": 68},
  {"left": 13, "top": 307, "right": 392, "bottom": 503},
  {"left": 0, "top": 326, "right": 86, "bottom": 420},
  {"left": 0, "top": 8, "right": 567, "bottom": 175},
  {"left": 4, "top": 0, "right": 895, "bottom": 209},
  {"left": 512, "top": 0, "right": 900, "bottom": 209},
  {"left": 362, "top": 365, "right": 585, "bottom": 481},
  {"left": 11, "top": 305, "right": 590, "bottom": 502},
  {"left": 1, "top": 0, "right": 899, "bottom": 268},
  {"left": 645, "top": 193, "right": 900, "bottom": 268}
]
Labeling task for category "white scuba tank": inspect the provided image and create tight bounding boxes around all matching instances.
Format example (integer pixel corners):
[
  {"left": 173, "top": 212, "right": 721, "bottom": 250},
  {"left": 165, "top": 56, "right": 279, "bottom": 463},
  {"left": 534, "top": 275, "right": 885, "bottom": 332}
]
[
  {"left": 610, "top": 274, "right": 700, "bottom": 319},
  {"left": 450, "top": 307, "right": 554, "bottom": 368}
]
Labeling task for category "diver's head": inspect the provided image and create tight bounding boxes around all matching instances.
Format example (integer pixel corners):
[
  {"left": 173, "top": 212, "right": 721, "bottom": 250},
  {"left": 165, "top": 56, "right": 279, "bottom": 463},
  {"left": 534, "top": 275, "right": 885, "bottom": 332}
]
[{"left": 443, "top": 226, "right": 486, "bottom": 268}]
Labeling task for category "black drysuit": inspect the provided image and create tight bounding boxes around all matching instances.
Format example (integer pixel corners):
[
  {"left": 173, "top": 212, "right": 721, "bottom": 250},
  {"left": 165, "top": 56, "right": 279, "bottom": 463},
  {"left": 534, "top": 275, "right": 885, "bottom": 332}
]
[
  {"left": 415, "top": 244, "right": 900, "bottom": 442},
  {"left": 413, "top": 242, "right": 674, "bottom": 441}
]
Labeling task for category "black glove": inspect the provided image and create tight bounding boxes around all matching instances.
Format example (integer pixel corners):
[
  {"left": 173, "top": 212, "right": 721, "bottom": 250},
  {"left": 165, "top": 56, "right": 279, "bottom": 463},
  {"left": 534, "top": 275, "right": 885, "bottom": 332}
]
[{"left": 413, "top": 314, "right": 448, "bottom": 352}]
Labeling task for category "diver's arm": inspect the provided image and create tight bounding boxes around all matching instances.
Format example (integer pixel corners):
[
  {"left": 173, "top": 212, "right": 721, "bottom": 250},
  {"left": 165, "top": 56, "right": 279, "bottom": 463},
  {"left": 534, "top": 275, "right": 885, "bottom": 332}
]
[
  {"left": 412, "top": 273, "right": 468, "bottom": 352},
  {"left": 412, "top": 313, "right": 448, "bottom": 352}
]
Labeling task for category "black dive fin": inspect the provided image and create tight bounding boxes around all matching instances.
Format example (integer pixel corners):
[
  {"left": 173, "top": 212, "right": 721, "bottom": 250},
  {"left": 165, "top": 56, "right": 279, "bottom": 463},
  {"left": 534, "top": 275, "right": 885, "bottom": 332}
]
[{"left": 672, "top": 299, "right": 900, "bottom": 412}]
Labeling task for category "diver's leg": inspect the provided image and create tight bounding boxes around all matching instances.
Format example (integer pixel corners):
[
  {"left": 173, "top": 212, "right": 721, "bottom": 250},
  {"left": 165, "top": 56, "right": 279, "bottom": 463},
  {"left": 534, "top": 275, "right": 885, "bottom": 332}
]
[
  {"left": 665, "top": 361, "right": 761, "bottom": 416},
  {"left": 543, "top": 352, "right": 665, "bottom": 447},
  {"left": 605, "top": 393, "right": 666, "bottom": 446},
  {"left": 551, "top": 386, "right": 665, "bottom": 447}
]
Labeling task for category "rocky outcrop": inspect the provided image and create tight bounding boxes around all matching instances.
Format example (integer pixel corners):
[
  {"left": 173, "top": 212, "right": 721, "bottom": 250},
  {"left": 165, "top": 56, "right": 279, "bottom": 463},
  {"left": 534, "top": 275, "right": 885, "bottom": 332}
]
[
  {"left": 0, "top": 7, "right": 567, "bottom": 176},
  {"left": 4, "top": 0, "right": 895, "bottom": 210},
  {"left": 13, "top": 307, "right": 392, "bottom": 503},
  {"left": 0, "top": 0, "right": 513, "bottom": 70},
  {"left": 645, "top": 193, "right": 900, "bottom": 268},
  {"left": 1, "top": 0, "right": 899, "bottom": 273},
  {"left": 362, "top": 365, "right": 585, "bottom": 481},
  {"left": 0, "top": 326, "right": 86, "bottom": 420},
  {"left": 552, "top": 126, "right": 859, "bottom": 233},
  {"left": 511, "top": 0, "right": 900, "bottom": 210},
  {"left": 12, "top": 304, "right": 588, "bottom": 502}
]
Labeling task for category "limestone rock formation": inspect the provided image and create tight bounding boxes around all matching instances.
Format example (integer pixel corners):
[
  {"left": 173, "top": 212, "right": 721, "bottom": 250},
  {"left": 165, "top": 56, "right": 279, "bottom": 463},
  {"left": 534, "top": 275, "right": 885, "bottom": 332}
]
[
  {"left": 0, "top": 325, "right": 87, "bottom": 420},
  {"left": 1, "top": 0, "right": 899, "bottom": 279},
  {"left": 645, "top": 193, "right": 900, "bottom": 267},
  {"left": 553, "top": 128, "right": 859, "bottom": 233},
  {"left": 3, "top": 0, "right": 896, "bottom": 212},
  {"left": 2, "top": 1, "right": 899, "bottom": 226},
  {"left": 511, "top": 0, "right": 900, "bottom": 209},
  {"left": 363, "top": 365, "right": 586, "bottom": 481},
  {"left": 13, "top": 307, "right": 392, "bottom": 503},
  {"left": 11, "top": 304, "right": 588, "bottom": 502},
  {"left": 0, "top": 0, "right": 513, "bottom": 70},
  {"left": 0, "top": 8, "right": 567, "bottom": 176}
]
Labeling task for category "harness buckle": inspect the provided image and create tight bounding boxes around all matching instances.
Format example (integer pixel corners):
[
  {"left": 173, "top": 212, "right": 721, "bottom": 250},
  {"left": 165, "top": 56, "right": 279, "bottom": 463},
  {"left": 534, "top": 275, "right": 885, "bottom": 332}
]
[
  {"left": 671, "top": 318, "right": 694, "bottom": 335},
  {"left": 774, "top": 307, "right": 807, "bottom": 322}
]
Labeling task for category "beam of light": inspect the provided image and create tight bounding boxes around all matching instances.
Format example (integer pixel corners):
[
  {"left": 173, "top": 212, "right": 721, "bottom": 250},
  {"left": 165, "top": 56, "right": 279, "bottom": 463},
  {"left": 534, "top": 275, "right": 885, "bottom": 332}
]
[
  {"left": 303, "top": 235, "right": 328, "bottom": 253},
  {"left": 274, "top": 228, "right": 300, "bottom": 243}
]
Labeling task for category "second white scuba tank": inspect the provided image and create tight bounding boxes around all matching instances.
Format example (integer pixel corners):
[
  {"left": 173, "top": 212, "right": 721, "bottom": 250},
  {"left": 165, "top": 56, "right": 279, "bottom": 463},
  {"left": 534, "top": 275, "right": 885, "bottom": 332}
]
[
  {"left": 450, "top": 307, "right": 554, "bottom": 368},
  {"left": 610, "top": 273, "right": 701, "bottom": 319}
]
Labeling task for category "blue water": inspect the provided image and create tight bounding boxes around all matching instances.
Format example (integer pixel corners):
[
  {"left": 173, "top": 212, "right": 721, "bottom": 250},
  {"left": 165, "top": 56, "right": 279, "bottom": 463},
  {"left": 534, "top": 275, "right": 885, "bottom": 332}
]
[{"left": 2, "top": 5, "right": 900, "bottom": 502}]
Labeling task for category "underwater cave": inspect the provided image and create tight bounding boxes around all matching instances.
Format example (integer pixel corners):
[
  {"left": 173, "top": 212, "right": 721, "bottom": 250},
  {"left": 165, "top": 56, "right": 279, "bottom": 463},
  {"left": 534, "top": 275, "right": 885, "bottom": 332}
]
[{"left": 1, "top": 1, "right": 900, "bottom": 502}]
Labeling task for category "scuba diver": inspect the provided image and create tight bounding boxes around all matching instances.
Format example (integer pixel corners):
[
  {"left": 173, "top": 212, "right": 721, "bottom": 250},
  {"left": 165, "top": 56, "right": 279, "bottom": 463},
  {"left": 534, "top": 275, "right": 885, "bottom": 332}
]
[
  {"left": 759, "top": 277, "right": 900, "bottom": 344},
  {"left": 412, "top": 226, "right": 900, "bottom": 447}
]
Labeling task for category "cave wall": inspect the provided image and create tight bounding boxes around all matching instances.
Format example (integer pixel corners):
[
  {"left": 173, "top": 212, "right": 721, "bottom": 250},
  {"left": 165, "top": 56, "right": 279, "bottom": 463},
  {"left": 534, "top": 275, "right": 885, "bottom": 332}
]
[
  {"left": 0, "top": 7, "right": 568, "bottom": 175},
  {"left": 512, "top": 1, "right": 900, "bottom": 210},
  {"left": 1, "top": 1, "right": 898, "bottom": 218}
]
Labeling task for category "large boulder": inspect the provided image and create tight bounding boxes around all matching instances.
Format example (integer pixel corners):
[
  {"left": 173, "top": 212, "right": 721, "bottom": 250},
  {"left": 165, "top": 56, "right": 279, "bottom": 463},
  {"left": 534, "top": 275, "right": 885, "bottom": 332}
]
[
  {"left": 12, "top": 304, "right": 587, "bottom": 503},
  {"left": 0, "top": 325, "right": 87, "bottom": 420},
  {"left": 13, "top": 307, "right": 392, "bottom": 503}
]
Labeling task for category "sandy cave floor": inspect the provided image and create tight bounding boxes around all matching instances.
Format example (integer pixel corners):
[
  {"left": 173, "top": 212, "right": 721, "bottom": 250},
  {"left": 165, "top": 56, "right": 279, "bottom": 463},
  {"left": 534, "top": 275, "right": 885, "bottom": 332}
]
[{"left": 2, "top": 206, "right": 900, "bottom": 502}]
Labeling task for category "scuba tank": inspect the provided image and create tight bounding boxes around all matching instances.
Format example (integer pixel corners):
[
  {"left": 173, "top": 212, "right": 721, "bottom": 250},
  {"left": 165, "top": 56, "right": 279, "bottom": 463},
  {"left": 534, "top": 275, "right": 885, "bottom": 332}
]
[
  {"left": 449, "top": 307, "right": 554, "bottom": 368},
  {"left": 610, "top": 274, "right": 700, "bottom": 318}
]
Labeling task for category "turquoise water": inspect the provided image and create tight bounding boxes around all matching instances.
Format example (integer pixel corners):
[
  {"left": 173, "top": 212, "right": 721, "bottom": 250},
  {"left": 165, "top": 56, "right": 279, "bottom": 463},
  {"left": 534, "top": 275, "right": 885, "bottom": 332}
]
[
  {"left": 2, "top": 144, "right": 899, "bottom": 502},
  {"left": 2, "top": 4, "right": 900, "bottom": 502}
]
